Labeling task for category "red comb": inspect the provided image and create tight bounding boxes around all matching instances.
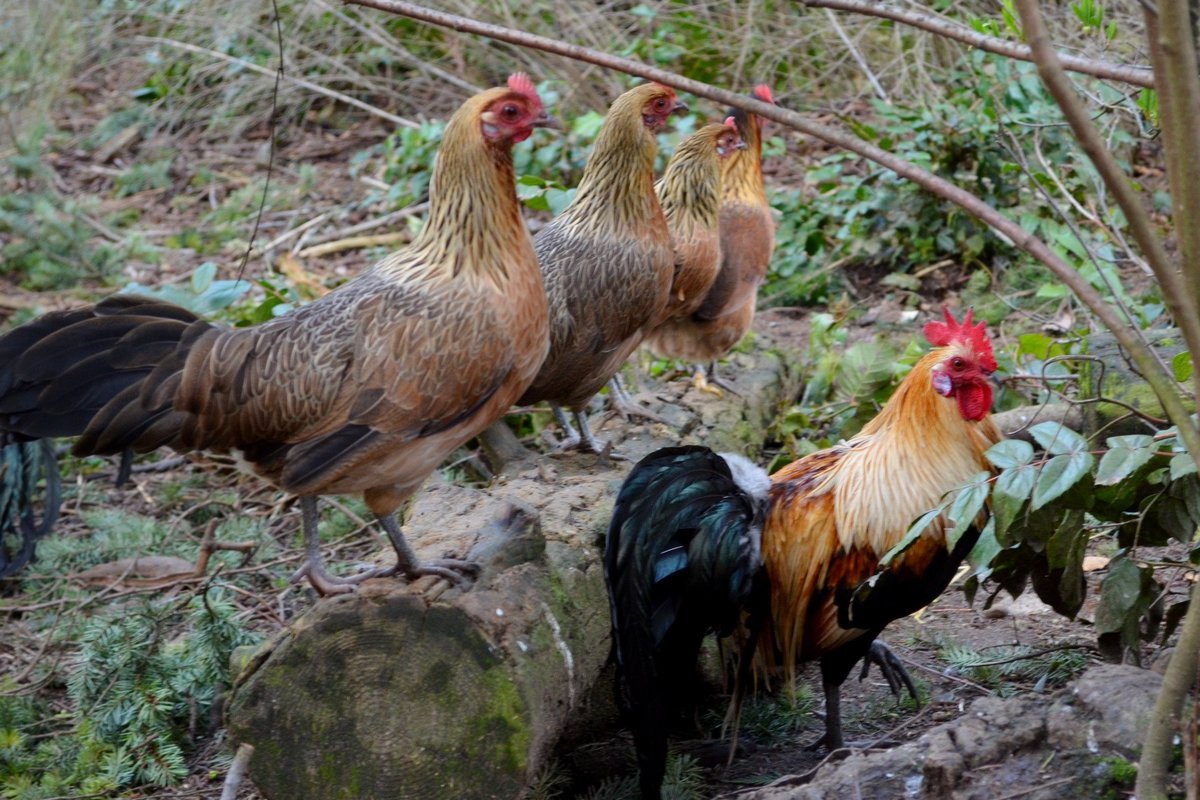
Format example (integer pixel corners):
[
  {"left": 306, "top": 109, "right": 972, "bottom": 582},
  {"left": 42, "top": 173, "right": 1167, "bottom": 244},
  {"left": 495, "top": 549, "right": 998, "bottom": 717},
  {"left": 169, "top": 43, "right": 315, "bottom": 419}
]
[
  {"left": 923, "top": 307, "right": 997, "bottom": 371},
  {"left": 753, "top": 84, "right": 774, "bottom": 104},
  {"left": 506, "top": 73, "right": 542, "bottom": 111},
  {"left": 723, "top": 115, "right": 737, "bottom": 129}
]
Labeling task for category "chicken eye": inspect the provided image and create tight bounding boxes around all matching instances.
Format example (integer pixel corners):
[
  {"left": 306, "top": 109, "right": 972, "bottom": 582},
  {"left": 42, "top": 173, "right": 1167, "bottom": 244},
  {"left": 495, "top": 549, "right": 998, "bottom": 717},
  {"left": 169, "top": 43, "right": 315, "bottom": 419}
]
[
  {"left": 500, "top": 104, "right": 520, "bottom": 120},
  {"left": 951, "top": 357, "right": 965, "bottom": 370},
  {"left": 654, "top": 98, "right": 668, "bottom": 111}
]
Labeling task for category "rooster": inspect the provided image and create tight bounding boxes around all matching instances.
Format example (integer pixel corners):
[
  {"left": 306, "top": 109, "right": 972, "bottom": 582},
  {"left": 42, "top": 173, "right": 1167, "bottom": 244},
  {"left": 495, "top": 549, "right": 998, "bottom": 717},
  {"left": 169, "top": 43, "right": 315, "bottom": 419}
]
[
  {"left": 516, "top": 83, "right": 686, "bottom": 454},
  {"left": 0, "top": 75, "right": 556, "bottom": 596},
  {"left": 660, "top": 85, "right": 776, "bottom": 395},
  {"left": 605, "top": 309, "right": 1000, "bottom": 797}
]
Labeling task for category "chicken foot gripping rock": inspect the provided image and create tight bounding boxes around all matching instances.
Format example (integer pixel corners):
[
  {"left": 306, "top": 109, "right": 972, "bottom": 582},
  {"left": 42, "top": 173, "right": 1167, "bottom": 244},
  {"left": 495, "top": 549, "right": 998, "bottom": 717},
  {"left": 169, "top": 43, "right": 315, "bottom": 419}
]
[
  {"left": 606, "top": 374, "right": 670, "bottom": 424},
  {"left": 291, "top": 496, "right": 479, "bottom": 596}
]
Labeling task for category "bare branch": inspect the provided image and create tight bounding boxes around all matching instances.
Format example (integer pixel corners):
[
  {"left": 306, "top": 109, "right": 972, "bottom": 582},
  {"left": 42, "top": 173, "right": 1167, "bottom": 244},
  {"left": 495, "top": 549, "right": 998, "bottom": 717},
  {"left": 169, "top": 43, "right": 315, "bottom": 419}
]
[
  {"left": 345, "top": 0, "right": 1198, "bottom": 457},
  {"left": 799, "top": 0, "right": 1155, "bottom": 88},
  {"left": 1133, "top": 4, "right": 1200, "bottom": 795}
]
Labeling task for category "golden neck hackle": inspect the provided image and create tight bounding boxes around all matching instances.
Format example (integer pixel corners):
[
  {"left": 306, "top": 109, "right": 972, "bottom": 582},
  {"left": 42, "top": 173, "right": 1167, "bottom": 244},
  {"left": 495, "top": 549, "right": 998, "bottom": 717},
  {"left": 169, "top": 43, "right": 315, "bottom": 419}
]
[
  {"left": 560, "top": 90, "right": 663, "bottom": 237},
  {"left": 656, "top": 126, "right": 723, "bottom": 239},
  {"left": 720, "top": 115, "right": 767, "bottom": 206},
  {"left": 392, "top": 89, "right": 533, "bottom": 283}
]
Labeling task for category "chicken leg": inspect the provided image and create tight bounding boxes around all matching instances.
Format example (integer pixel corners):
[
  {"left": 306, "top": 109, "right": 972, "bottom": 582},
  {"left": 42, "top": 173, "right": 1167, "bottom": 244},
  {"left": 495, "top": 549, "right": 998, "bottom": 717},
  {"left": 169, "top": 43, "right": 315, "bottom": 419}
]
[
  {"left": 292, "top": 496, "right": 479, "bottom": 596},
  {"left": 375, "top": 513, "right": 479, "bottom": 583},
  {"left": 810, "top": 639, "right": 919, "bottom": 751},
  {"left": 550, "top": 404, "right": 626, "bottom": 460},
  {"left": 292, "top": 496, "right": 387, "bottom": 596}
]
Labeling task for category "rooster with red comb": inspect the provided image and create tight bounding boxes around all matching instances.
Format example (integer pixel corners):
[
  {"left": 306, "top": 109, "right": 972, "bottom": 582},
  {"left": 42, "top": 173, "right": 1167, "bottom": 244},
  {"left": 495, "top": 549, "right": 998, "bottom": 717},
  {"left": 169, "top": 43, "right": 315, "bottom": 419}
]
[{"left": 605, "top": 308, "right": 1001, "bottom": 798}]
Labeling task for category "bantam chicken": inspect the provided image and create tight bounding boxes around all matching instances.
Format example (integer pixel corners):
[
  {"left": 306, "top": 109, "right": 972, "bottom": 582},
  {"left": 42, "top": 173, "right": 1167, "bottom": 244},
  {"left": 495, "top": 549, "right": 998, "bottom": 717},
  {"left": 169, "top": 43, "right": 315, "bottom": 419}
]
[
  {"left": 605, "top": 309, "right": 1000, "bottom": 798},
  {"left": 641, "top": 117, "right": 745, "bottom": 354},
  {"left": 663, "top": 85, "right": 776, "bottom": 394},
  {"left": 517, "top": 82, "right": 686, "bottom": 453},
  {"left": 0, "top": 75, "right": 555, "bottom": 595}
]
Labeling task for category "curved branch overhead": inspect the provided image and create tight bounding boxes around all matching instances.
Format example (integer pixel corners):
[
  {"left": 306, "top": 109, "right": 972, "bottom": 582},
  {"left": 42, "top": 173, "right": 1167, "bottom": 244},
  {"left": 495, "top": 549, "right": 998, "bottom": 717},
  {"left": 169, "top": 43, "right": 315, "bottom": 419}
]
[
  {"left": 342, "top": 0, "right": 1192, "bottom": 461},
  {"left": 799, "top": 0, "right": 1155, "bottom": 89}
]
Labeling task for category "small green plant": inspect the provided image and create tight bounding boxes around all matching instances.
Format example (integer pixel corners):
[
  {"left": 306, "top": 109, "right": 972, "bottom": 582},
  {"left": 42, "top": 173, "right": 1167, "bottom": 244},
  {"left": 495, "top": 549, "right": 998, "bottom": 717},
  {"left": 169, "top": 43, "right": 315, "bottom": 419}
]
[
  {"left": 0, "top": 590, "right": 259, "bottom": 794},
  {"left": 938, "top": 641, "right": 1088, "bottom": 696},
  {"left": 577, "top": 753, "right": 705, "bottom": 800}
]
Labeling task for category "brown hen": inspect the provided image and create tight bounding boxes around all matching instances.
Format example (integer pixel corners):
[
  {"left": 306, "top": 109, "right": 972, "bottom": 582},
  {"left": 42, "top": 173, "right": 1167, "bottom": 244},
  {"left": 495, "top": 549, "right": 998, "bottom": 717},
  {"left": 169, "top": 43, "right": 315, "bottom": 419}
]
[
  {"left": 668, "top": 85, "right": 776, "bottom": 394},
  {"left": 642, "top": 117, "right": 744, "bottom": 358},
  {"left": 0, "top": 76, "right": 555, "bottom": 595},
  {"left": 516, "top": 83, "right": 686, "bottom": 454}
]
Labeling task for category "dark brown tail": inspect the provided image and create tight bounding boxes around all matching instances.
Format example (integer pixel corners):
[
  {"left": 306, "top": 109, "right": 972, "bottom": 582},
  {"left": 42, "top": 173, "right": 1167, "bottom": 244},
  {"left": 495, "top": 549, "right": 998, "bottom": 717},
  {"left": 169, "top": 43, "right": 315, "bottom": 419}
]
[{"left": 0, "top": 294, "right": 211, "bottom": 456}]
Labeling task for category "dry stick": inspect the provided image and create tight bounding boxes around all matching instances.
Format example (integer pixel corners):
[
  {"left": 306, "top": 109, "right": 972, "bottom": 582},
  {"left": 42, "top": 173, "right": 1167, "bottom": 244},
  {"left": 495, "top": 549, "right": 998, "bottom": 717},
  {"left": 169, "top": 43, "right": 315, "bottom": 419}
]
[
  {"left": 798, "top": 0, "right": 1154, "bottom": 88},
  {"left": 134, "top": 35, "right": 418, "bottom": 129},
  {"left": 221, "top": 743, "right": 255, "bottom": 800},
  {"left": 822, "top": 7, "right": 890, "bottom": 102},
  {"left": 344, "top": 0, "right": 1200, "bottom": 468}
]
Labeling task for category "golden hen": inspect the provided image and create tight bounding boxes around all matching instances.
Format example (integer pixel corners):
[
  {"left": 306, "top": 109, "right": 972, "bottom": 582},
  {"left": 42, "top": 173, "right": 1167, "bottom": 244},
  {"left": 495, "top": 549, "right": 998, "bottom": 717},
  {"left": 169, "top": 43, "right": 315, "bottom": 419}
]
[
  {"left": 0, "top": 75, "right": 555, "bottom": 595},
  {"left": 670, "top": 84, "right": 777, "bottom": 394},
  {"left": 517, "top": 82, "right": 686, "bottom": 453}
]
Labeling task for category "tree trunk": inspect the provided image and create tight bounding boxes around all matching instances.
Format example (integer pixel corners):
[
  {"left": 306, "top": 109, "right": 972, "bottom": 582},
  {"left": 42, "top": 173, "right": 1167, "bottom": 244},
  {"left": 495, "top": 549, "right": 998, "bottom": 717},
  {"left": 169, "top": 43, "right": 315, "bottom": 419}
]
[{"left": 224, "top": 334, "right": 801, "bottom": 800}]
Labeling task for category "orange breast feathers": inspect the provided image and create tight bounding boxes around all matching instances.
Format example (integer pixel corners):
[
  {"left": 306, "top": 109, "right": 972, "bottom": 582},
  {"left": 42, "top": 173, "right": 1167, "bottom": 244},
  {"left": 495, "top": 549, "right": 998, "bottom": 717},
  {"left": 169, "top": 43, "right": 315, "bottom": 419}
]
[{"left": 757, "top": 315, "right": 1002, "bottom": 680}]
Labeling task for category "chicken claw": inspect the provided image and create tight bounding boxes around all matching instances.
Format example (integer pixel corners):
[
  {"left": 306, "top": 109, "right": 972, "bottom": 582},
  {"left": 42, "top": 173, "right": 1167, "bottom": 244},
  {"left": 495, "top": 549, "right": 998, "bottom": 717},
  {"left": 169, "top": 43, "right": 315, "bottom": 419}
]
[
  {"left": 606, "top": 375, "right": 669, "bottom": 424},
  {"left": 549, "top": 404, "right": 627, "bottom": 461},
  {"left": 377, "top": 514, "right": 479, "bottom": 585}
]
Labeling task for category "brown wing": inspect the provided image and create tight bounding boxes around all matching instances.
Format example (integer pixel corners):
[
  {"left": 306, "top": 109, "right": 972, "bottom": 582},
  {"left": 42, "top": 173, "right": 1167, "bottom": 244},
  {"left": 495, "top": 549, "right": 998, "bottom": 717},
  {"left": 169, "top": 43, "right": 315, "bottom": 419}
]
[
  {"left": 521, "top": 223, "right": 671, "bottom": 408},
  {"left": 176, "top": 270, "right": 514, "bottom": 489},
  {"left": 694, "top": 202, "right": 774, "bottom": 323}
]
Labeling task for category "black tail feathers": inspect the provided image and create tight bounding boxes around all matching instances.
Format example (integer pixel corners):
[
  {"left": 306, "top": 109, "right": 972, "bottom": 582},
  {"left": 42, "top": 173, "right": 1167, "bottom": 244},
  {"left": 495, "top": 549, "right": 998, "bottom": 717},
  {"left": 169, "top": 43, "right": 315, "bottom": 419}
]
[
  {"left": 0, "top": 294, "right": 205, "bottom": 454},
  {"left": 604, "top": 445, "right": 769, "bottom": 798}
]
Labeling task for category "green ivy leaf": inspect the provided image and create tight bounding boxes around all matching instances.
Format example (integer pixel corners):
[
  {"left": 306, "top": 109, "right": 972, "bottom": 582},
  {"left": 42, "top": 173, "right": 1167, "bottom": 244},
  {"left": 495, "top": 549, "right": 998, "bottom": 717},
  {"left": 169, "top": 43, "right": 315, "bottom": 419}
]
[
  {"left": 190, "top": 261, "right": 217, "bottom": 294},
  {"left": 993, "top": 462, "right": 1037, "bottom": 543},
  {"left": 1171, "top": 454, "right": 1199, "bottom": 481},
  {"left": 966, "top": 517, "right": 1000, "bottom": 579},
  {"left": 987, "top": 439, "right": 1034, "bottom": 470},
  {"left": 1096, "top": 435, "right": 1156, "bottom": 486},
  {"left": 947, "top": 471, "right": 992, "bottom": 549},
  {"left": 1028, "top": 422, "right": 1088, "bottom": 455},
  {"left": 1172, "top": 351, "right": 1193, "bottom": 384},
  {"left": 1032, "top": 450, "right": 1095, "bottom": 510},
  {"left": 1095, "top": 557, "right": 1144, "bottom": 634}
]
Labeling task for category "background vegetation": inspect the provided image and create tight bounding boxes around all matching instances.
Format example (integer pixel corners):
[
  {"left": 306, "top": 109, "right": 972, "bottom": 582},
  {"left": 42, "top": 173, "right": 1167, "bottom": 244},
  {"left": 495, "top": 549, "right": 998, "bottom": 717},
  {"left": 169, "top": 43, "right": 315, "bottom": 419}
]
[{"left": 1, "top": 0, "right": 1195, "bottom": 797}]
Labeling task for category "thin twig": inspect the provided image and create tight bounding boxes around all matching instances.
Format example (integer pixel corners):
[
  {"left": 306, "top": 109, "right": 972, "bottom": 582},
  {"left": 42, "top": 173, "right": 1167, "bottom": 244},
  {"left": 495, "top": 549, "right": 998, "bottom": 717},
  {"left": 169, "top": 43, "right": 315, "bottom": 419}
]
[
  {"left": 823, "top": 8, "right": 889, "bottom": 102},
  {"left": 135, "top": 35, "right": 418, "bottom": 129},
  {"left": 798, "top": 0, "right": 1154, "bottom": 87},
  {"left": 298, "top": 232, "right": 409, "bottom": 258},
  {"left": 993, "top": 775, "right": 1076, "bottom": 799}
]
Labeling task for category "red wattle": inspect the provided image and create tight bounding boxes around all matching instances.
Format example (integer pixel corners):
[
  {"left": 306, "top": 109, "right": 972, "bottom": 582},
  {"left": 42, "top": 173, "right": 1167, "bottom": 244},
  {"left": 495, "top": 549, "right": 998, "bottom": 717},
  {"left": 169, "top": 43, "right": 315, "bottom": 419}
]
[{"left": 956, "top": 381, "right": 992, "bottom": 421}]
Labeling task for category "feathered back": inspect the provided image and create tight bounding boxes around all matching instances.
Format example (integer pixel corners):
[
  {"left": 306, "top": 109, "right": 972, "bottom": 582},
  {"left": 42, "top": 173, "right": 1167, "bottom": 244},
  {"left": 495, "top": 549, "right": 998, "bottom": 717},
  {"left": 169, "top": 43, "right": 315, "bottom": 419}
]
[{"left": 605, "top": 445, "right": 768, "bottom": 799}]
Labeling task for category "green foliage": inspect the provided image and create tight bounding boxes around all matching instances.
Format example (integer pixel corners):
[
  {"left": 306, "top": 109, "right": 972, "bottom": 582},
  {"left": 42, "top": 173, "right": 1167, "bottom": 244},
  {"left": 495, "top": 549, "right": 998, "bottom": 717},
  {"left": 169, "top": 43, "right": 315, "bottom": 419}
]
[
  {"left": 577, "top": 753, "right": 705, "bottom": 800},
  {"left": 1, "top": 591, "right": 259, "bottom": 794},
  {"left": 770, "top": 314, "right": 915, "bottom": 464},
  {"left": 730, "top": 686, "right": 817, "bottom": 745},
  {"left": 764, "top": 49, "right": 1149, "bottom": 313},
  {"left": 938, "top": 641, "right": 1088, "bottom": 696},
  {"left": 953, "top": 420, "right": 1200, "bottom": 655}
]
